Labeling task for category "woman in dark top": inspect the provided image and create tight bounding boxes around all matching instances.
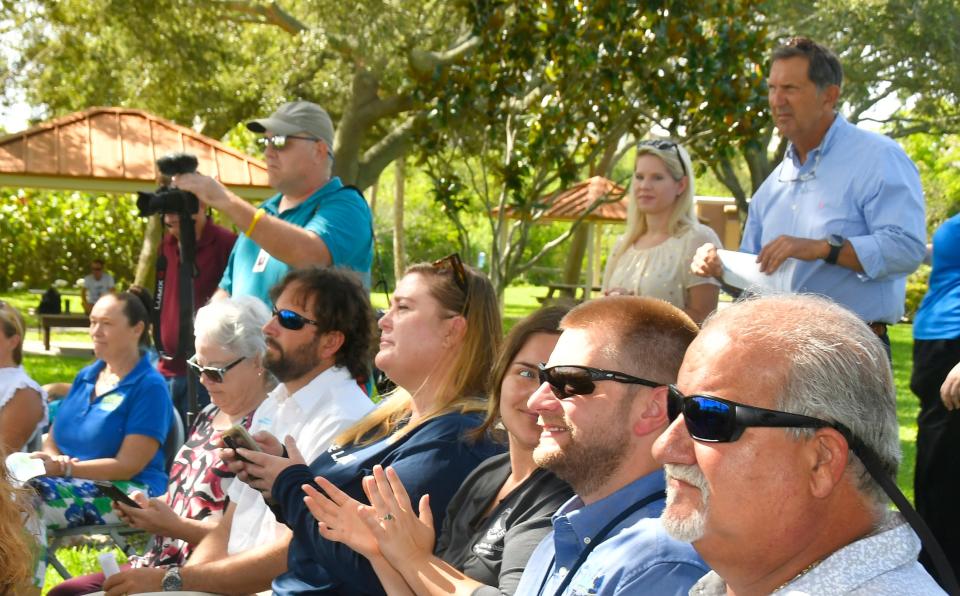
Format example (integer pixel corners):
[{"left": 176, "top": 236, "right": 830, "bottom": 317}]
[
  {"left": 227, "top": 255, "right": 506, "bottom": 594},
  {"left": 305, "top": 305, "right": 575, "bottom": 595}
]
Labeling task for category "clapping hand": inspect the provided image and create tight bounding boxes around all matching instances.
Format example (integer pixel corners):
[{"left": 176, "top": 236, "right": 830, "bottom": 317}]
[
  {"left": 360, "top": 465, "right": 436, "bottom": 566},
  {"left": 303, "top": 476, "right": 380, "bottom": 558}
]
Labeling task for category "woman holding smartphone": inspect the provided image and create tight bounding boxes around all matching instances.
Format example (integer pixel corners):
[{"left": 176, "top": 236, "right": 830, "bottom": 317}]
[{"left": 49, "top": 296, "right": 274, "bottom": 595}]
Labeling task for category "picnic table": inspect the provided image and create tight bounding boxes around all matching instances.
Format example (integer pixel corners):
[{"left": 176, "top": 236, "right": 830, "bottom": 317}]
[
  {"left": 39, "top": 314, "right": 90, "bottom": 351},
  {"left": 538, "top": 283, "right": 602, "bottom": 303}
]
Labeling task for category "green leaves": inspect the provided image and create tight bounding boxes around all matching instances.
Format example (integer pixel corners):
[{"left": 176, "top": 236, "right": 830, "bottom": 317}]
[{"left": 0, "top": 188, "right": 146, "bottom": 290}]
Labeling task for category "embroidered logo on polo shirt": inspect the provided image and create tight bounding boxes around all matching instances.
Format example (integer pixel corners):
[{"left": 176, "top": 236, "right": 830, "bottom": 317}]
[{"left": 99, "top": 393, "right": 125, "bottom": 412}]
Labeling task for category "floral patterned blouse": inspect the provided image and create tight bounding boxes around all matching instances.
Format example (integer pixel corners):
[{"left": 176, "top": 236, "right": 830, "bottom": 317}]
[{"left": 131, "top": 403, "right": 252, "bottom": 568}]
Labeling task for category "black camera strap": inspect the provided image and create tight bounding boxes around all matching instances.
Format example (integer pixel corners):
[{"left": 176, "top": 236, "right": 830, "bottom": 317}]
[
  {"left": 152, "top": 253, "right": 168, "bottom": 356},
  {"left": 152, "top": 241, "right": 197, "bottom": 361}
]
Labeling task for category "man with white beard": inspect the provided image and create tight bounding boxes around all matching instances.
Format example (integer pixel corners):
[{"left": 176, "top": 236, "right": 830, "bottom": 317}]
[
  {"left": 653, "top": 294, "right": 947, "bottom": 595},
  {"left": 514, "top": 296, "right": 708, "bottom": 595}
]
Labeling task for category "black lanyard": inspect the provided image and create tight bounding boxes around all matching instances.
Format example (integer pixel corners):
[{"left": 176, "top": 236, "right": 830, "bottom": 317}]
[{"left": 536, "top": 489, "right": 666, "bottom": 596}]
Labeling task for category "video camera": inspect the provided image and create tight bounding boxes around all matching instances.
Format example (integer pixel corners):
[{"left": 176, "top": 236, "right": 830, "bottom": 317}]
[{"left": 136, "top": 153, "right": 200, "bottom": 216}]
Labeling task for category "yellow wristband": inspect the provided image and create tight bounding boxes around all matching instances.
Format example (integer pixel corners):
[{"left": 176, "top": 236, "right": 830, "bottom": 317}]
[{"left": 245, "top": 208, "right": 266, "bottom": 237}]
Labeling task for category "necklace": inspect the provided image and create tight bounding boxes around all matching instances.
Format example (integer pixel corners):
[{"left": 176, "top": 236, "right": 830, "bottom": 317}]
[
  {"left": 98, "top": 368, "right": 122, "bottom": 390},
  {"left": 773, "top": 558, "right": 822, "bottom": 592}
]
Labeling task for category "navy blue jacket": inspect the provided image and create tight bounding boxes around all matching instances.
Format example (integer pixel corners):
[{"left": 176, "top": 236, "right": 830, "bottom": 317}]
[{"left": 271, "top": 410, "right": 504, "bottom": 594}]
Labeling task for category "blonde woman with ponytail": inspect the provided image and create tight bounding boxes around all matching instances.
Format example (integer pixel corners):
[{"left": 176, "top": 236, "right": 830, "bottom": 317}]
[
  {"left": 602, "top": 140, "right": 721, "bottom": 324},
  {"left": 228, "top": 254, "right": 505, "bottom": 594}
]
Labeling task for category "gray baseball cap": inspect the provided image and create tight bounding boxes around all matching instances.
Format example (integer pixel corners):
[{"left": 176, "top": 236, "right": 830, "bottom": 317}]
[{"left": 246, "top": 101, "right": 335, "bottom": 147}]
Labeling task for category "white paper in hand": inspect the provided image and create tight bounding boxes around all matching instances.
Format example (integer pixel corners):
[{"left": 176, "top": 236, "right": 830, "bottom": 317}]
[
  {"left": 5, "top": 452, "right": 47, "bottom": 485},
  {"left": 717, "top": 249, "right": 795, "bottom": 293}
]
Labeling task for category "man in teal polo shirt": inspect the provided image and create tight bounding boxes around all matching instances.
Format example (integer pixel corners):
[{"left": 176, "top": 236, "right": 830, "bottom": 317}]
[{"left": 174, "top": 101, "right": 373, "bottom": 305}]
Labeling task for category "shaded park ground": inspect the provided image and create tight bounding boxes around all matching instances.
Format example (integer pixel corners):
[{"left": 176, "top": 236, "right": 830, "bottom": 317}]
[{"left": 0, "top": 288, "right": 920, "bottom": 591}]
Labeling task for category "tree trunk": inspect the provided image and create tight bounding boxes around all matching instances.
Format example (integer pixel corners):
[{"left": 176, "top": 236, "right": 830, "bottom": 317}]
[
  {"left": 392, "top": 156, "right": 406, "bottom": 283},
  {"left": 133, "top": 214, "right": 163, "bottom": 288},
  {"left": 560, "top": 225, "right": 589, "bottom": 297}
]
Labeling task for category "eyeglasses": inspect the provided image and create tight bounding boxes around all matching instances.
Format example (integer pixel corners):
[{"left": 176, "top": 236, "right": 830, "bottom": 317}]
[
  {"left": 272, "top": 307, "right": 321, "bottom": 331},
  {"left": 187, "top": 355, "right": 245, "bottom": 383},
  {"left": 256, "top": 134, "right": 320, "bottom": 151},
  {"left": 538, "top": 364, "right": 661, "bottom": 399},
  {"left": 638, "top": 139, "right": 688, "bottom": 178},
  {"left": 665, "top": 385, "right": 837, "bottom": 443},
  {"left": 777, "top": 148, "right": 822, "bottom": 183},
  {"left": 432, "top": 253, "right": 468, "bottom": 294}
]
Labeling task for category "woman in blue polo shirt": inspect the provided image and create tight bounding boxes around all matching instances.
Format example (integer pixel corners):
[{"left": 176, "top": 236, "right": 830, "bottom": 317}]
[{"left": 28, "top": 288, "right": 171, "bottom": 533}]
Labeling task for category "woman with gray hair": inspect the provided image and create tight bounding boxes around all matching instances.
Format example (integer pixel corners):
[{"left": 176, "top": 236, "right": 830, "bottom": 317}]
[{"left": 49, "top": 296, "right": 275, "bottom": 595}]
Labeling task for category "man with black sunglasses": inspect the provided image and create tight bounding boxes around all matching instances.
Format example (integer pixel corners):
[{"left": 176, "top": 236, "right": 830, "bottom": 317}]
[
  {"left": 653, "top": 294, "right": 946, "bottom": 594},
  {"left": 105, "top": 267, "right": 377, "bottom": 595},
  {"left": 514, "top": 296, "right": 708, "bottom": 595},
  {"left": 691, "top": 37, "right": 924, "bottom": 350},
  {"left": 173, "top": 100, "right": 373, "bottom": 306}
]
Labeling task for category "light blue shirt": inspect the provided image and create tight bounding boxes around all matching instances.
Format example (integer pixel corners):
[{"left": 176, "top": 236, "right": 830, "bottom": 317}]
[
  {"left": 514, "top": 470, "right": 708, "bottom": 596},
  {"left": 219, "top": 177, "right": 373, "bottom": 305},
  {"left": 690, "top": 517, "right": 945, "bottom": 595},
  {"left": 741, "top": 114, "right": 925, "bottom": 323}
]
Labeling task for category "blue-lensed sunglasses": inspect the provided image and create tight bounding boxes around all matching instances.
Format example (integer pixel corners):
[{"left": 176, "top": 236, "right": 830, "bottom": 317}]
[
  {"left": 666, "top": 385, "right": 833, "bottom": 443},
  {"left": 272, "top": 307, "right": 320, "bottom": 331}
]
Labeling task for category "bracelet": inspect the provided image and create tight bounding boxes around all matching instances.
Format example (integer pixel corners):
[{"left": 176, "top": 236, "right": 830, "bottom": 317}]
[
  {"left": 245, "top": 208, "right": 266, "bottom": 237},
  {"left": 63, "top": 460, "right": 73, "bottom": 479}
]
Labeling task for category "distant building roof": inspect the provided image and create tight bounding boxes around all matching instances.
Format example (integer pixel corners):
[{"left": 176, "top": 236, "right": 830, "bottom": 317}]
[{"left": 0, "top": 107, "right": 272, "bottom": 198}]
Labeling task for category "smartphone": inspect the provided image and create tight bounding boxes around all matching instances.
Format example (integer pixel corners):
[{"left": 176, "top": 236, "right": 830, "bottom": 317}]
[
  {"left": 221, "top": 425, "right": 262, "bottom": 464},
  {"left": 93, "top": 480, "right": 141, "bottom": 509}
]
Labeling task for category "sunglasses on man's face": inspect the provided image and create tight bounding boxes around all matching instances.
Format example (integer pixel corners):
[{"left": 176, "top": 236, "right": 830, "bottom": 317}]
[
  {"left": 666, "top": 385, "right": 836, "bottom": 443},
  {"left": 272, "top": 307, "right": 320, "bottom": 331},
  {"left": 665, "top": 386, "right": 960, "bottom": 592},
  {"left": 538, "top": 364, "right": 661, "bottom": 400},
  {"left": 638, "top": 139, "right": 688, "bottom": 178},
  {"left": 187, "top": 355, "right": 245, "bottom": 384},
  {"left": 256, "top": 134, "right": 320, "bottom": 151}
]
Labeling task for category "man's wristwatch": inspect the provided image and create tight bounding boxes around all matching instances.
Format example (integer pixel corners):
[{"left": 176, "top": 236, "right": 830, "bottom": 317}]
[
  {"left": 162, "top": 566, "right": 183, "bottom": 591},
  {"left": 824, "top": 234, "right": 844, "bottom": 265}
]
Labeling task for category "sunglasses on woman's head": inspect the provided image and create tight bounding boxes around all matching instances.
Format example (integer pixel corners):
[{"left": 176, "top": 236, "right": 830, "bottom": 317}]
[
  {"left": 538, "top": 364, "right": 661, "bottom": 399},
  {"left": 432, "top": 253, "right": 469, "bottom": 294},
  {"left": 638, "top": 139, "right": 688, "bottom": 178},
  {"left": 187, "top": 355, "right": 245, "bottom": 383},
  {"left": 272, "top": 307, "right": 321, "bottom": 331}
]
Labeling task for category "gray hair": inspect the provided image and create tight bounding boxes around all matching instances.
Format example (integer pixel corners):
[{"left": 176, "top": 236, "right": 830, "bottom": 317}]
[
  {"left": 702, "top": 294, "right": 898, "bottom": 512},
  {"left": 194, "top": 296, "right": 272, "bottom": 362}
]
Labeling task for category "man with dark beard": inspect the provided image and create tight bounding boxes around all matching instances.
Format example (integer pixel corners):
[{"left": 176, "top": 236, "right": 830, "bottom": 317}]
[
  {"left": 514, "top": 296, "right": 708, "bottom": 595},
  {"left": 104, "top": 266, "right": 375, "bottom": 594}
]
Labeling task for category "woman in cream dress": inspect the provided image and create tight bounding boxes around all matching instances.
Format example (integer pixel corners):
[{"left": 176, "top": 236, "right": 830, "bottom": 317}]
[{"left": 602, "top": 140, "right": 720, "bottom": 324}]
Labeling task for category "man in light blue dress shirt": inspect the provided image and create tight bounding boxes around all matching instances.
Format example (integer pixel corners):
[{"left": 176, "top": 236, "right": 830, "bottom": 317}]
[
  {"left": 514, "top": 296, "right": 708, "bottom": 596},
  {"left": 693, "top": 37, "right": 925, "bottom": 340}
]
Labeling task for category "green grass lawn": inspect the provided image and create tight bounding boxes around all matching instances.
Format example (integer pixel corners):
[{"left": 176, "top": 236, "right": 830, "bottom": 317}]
[{"left": 12, "top": 288, "right": 921, "bottom": 590}]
